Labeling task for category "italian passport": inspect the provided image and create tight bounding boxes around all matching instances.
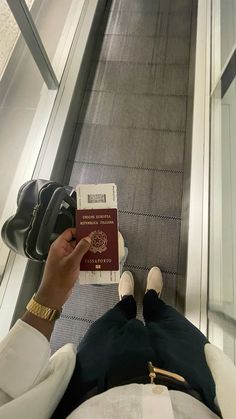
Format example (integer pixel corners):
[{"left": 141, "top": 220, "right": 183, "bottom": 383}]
[
  {"left": 76, "top": 184, "right": 120, "bottom": 284},
  {"left": 76, "top": 208, "right": 119, "bottom": 271}
]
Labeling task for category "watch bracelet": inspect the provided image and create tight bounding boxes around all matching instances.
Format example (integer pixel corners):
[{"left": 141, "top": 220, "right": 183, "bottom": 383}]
[{"left": 26, "top": 293, "right": 61, "bottom": 321}]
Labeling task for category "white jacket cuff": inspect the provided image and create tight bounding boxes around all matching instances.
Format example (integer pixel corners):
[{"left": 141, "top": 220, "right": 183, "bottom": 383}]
[
  {"left": 0, "top": 319, "right": 51, "bottom": 398},
  {"left": 205, "top": 343, "right": 236, "bottom": 419}
]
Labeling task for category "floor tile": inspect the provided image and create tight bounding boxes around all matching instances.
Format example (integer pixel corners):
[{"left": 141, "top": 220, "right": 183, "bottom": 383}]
[
  {"left": 170, "top": 0, "right": 192, "bottom": 13},
  {"left": 89, "top": 62, "right": 189, "bottom": 97},
  {"left": 168, "top": 14, "right": 191, "bottom": 38},
  {"left": 116, "top": 63, "right": 156, "bottom": 94},
  {"left": 119, "top": 212, "right": 181, "bottom": 271},
  {"left": 110, "top": 94, "right": 187, "bottom": 131},
  {"left": 149, "top": 64, "right": 189, "bottom": 96},
  {"left": 128, "top": 64, "right": 163, "bottom": 94},
  {"left": 111, "top": 93, "right": 152, "bottom": 128},
  {"left": 152, "top": 37, "right": 167, "bottom": 64},
  {"left": 162, "top": 65, "right": 189, "bottom": 95},
  {"left": 150, "top": 95, "right": 187, "bottom": 131},
  {"left": 100, "top": 35, "right": 154, "bottom": 63},
  {"left": 140, "top": 64, "right": 188, "bottom": 96},
  {"left": 79, "top": 91, "right": 115, "bottom": 125},
  {"left": 51, "top": 282, "right": 119, "bottom": 353},
  {"left": 88, "top": 61, "right": 120, "bottom": 92},
  {"left": 161, "top": 273, "right": 177, "bottom": 306},
  {"left": 159, "top": 0, "right": 171, "bottom": 13},
  {"left": 70, "top": 162, "right": 183, "bottom": 217},
  {"left": 166, "top": 38, "right": 190, "bottom": 64},
  {"left": 105, "top": 12, "right": 157, "bottom": 37},
  {"left": 73, "top": 124, "right": 185, "bottom": 171},
  {"left": 111, "top": 0, "right": 160, "bottom": 14},
  {"left": 90, "top": 62, "right": 159, "bottom": 94},
  {"left": 64, "top": 282, "right": 118, "bottom": 320},
  {"left": 155, "top": 13, "right": 169, "bottom": 37},
  {"left": 119, "top": 63, "right": 158, "bottom": 94}
]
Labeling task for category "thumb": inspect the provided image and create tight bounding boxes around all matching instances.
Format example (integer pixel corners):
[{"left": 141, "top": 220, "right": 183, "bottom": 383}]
[{"left": 69, "top": 236, "right": 91, "bottom": 265}]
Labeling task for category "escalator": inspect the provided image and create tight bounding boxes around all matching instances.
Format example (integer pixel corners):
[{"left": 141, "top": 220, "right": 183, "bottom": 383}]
[{"left": 50, "top": 0, "right": 197, "bottom": 352}]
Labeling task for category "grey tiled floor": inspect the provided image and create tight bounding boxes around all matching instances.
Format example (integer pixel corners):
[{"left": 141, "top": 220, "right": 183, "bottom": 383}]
[
  {"left": 88, "top": 62, "right": 189, "bottom": 95},
  {"left": 70, "top": 163, "right": 183, "bottom": 218},
  {"left": 73, "top": 125, "right": 185, "bottom": 170},
  {"left": 71, "top": 0, "right": 193, "bottom": 300},
  {"left": 51, "top": 0, "right": 195, "bottom": 351}
]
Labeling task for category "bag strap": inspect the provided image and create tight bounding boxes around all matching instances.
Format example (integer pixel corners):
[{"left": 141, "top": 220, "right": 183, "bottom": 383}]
[{"left": 36, "top": 186, "right": 76, "bottom": 256}]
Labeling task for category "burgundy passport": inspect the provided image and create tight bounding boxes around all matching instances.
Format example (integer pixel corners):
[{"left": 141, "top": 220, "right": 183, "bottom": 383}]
[{"left": 76, "top": 208, "right": 119, "bottom": 271}]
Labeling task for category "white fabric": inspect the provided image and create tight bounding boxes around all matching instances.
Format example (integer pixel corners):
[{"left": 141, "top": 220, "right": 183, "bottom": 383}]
[
  {"left": 169, "top": 391, "right": 219, "bottom": 419},
  {"left": 0, "top": 319, "right": 50, "bottom": 398},
  {"left": 205, "top": 343, "right": 236, "bottom": 419},
  {"left": 68, "top": 383, "right": 219, "bottom": 419},
  {"left": 0, "top": 319, "right": 231, "bottom": 418},
  {"left": 68, "top": 384, "right": 176, "bottom": 419},
  {"left": 0, "top": 320, "right": 76, "bottom": 419},
  {"left": 142, "top": 385, "right": 174, "bottom": 419}
]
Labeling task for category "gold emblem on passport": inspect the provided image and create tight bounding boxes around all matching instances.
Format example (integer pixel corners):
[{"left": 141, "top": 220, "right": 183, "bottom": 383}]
[{"left": 90, "top": 230, "right": 108, "bottom": 254}]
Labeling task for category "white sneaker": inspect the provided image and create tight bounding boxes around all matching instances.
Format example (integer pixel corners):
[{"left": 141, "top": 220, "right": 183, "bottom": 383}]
[
  {"left": 118, "top": 271, "right": 134, "bottom": 300},
  {"left": 146, "top": 267, "right": 163, "bottom": 295}
]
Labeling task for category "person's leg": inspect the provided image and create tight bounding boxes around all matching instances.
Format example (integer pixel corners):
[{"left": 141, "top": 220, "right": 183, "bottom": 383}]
[
  {"left": 143, "top": 288, "right": 209, "bottom": 345},
  {"left": 52, "top": 272, "right": 137, "bottom": 418},
  {"left": 143, "top": 288, "right": 202, "bottom": 327},
  {"left": 143, "top": 269, "right": 216, "bottom": 412},
  {"left": 78, "top": 294, "right": 136, "bottom": 353},
  {"left": 79, "top": 271, "right": 136, "bottom": 352},
  {"left": 143, "top": 267, "right": 207, "bottom": 341}
]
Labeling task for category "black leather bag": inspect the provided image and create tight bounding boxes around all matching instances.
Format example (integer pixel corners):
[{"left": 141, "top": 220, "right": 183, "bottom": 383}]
[{"left": 1, "top": 179, "right": 76, "bottom": 261}]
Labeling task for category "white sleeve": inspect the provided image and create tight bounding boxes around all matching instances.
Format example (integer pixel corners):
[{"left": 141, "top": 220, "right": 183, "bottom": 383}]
[
  {"left": 205, "top": 343, "right": 236, "bottom": 419},
  {"left": 0, "top": 319, "right": 51, "bottom": 400}
]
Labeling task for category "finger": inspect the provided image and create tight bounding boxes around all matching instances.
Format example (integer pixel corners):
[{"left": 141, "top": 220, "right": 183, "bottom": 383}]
[
  {"left": 69, "top": 239, "right": 77, "bottom": 249},
  {"left": 58, "top": 228, "right": 77, "bottom": 243},
  {"left": 68, "top": 236, "right": 91, "bottom": 265}
]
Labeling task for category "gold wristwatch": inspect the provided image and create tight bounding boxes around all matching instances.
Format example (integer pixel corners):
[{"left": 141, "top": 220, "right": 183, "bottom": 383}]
[{"left": 26, "top": 294, "right": 62, "bottom": 321}]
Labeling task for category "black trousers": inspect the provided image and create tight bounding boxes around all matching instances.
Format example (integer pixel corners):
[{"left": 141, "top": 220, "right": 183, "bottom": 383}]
[{"left": 52, "top": 291, "right": 216, "bottom": 418}]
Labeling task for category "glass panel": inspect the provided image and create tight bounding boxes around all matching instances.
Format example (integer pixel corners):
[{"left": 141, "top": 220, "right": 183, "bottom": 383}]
[
  {"left": 208, "top": 320, "right": 223, "bottom": 350},
  {"left": 209, "top": 77, "right": 236, "bottom": 321},
  {"left": 0, "top": 0, "right": 34, "bottom": 78},
  {"left": 221, "top": 0, "right": 236, "bottom": 68},
  {"left": 0, "top": 0, "right": 48, "bottom": 277},
  {"left": 223, "top": 329, "right": 236, "bottom": 362},
  {"left": 0, "top": 0, "right": 86, "bottom": 278},
  {"left": 212, "top": 0, "right": 236, "bottom": 88},
  {"left": 31, "top": 0, "right": 79, "bottom": 81},
  {"left": 0, "top": 0, "right": 44, "bottom": 217}
]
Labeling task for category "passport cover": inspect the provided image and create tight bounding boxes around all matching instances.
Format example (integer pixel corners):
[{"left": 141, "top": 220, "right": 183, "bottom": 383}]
[{"left": 76, "top": 208, "right": 119, "bottom": 271}]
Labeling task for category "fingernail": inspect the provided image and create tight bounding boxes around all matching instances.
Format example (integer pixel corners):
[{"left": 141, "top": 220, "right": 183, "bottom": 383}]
[{"left": 83, "top": 236, "right": 92, "bottom": 245}]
